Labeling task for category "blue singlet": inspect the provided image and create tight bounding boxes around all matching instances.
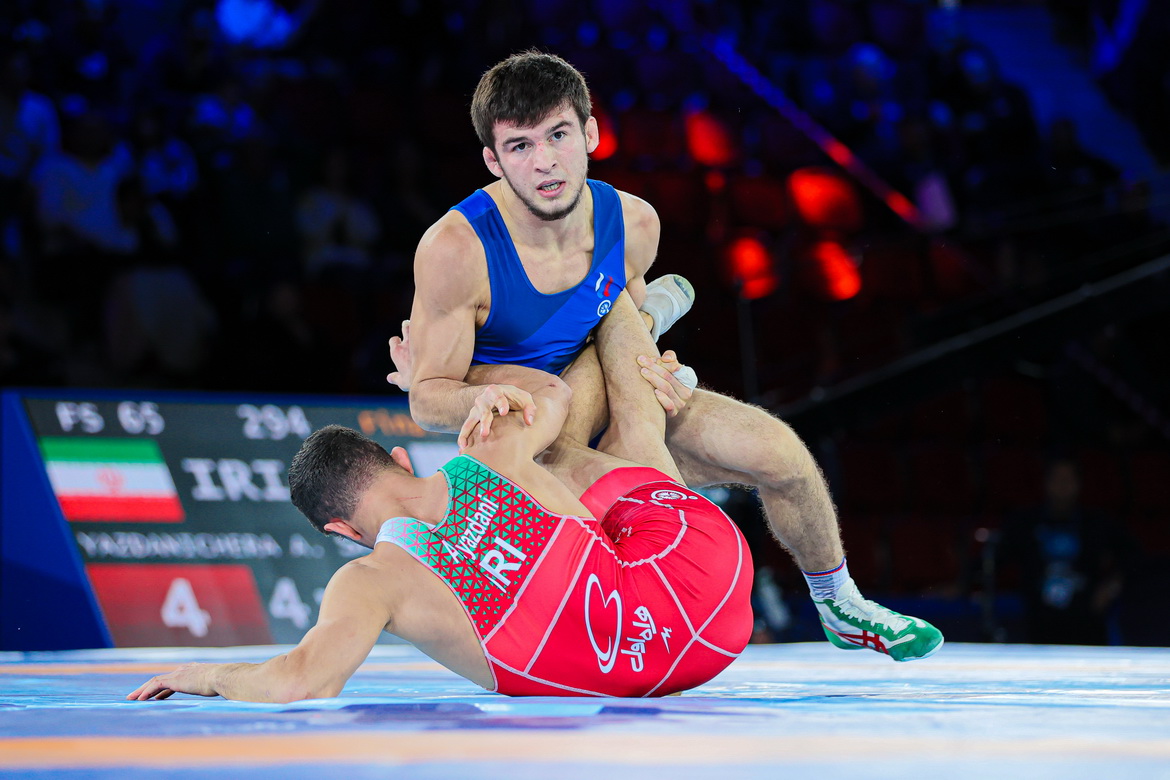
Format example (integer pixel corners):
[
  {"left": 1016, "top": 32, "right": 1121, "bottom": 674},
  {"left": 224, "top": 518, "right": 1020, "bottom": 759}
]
[{"left": 452, "top": 179, "right": 627, "bottom": 375}]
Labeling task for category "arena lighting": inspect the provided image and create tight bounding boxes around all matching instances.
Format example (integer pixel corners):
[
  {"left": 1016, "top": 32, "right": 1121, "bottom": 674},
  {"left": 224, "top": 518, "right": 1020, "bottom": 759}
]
[
  {"left": 591, "top": 105, "right": 618, "bottom": 161},
  {"left": 685, "top": 108, "right": 737, "bottom": 167},
  {"left": 808, "top": 239, "right": 862, "bottom": 301},
  {"left": 723, "top": 234, "right": 778, "bottom": 300},
  {"left": 702, "top": 35, "right": 923, "bottom": 229},
  {"left": 788, "top": 168, "right": 864, "bottom": 232}
]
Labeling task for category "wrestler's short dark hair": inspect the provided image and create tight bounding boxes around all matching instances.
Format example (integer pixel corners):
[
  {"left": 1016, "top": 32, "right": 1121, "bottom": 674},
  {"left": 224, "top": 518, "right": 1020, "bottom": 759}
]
[
  {"left": 288, "top": 425, "right": 401, "bottom": 536},
  {"left": 470, "top": 50, "right": 592, "bottom": 151}
]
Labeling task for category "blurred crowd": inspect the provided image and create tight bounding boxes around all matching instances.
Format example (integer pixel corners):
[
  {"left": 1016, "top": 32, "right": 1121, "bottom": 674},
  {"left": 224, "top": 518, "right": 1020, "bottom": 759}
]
[{"left": 0, "top": 0, "right": 1165, "bottom": 400}]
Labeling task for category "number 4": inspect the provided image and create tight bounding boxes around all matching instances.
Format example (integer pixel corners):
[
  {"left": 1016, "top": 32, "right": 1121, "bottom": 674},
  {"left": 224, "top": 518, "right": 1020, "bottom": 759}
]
[
  {"left": 161, "top": 578, "right": 212, "bottom": 638},
  {"left": 269, "top": 577, "right": 311, "bottom": 629}
]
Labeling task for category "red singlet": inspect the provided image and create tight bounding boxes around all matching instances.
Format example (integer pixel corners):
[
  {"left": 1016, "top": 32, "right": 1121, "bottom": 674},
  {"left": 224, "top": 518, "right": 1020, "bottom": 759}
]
[{"left": 375, "top": 455, "right": 753, "bottom": 697}]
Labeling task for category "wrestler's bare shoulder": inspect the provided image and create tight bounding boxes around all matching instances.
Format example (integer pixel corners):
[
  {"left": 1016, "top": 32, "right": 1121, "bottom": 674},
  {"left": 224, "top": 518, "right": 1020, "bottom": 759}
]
[
  {"left": 415, "top": 210, "right": 486, "bottom": 270},
  {"left": 615, "top": 188, "right": 660, "bottom": 282},
  {"left": 616, "top": 189, "right": 660, "bottom": 234},
  {"left": 333, "top": 555, "right": 387, "bottom": 583},
  {"left": 329, "top": 548, "right": 409, "bottom": 602}
]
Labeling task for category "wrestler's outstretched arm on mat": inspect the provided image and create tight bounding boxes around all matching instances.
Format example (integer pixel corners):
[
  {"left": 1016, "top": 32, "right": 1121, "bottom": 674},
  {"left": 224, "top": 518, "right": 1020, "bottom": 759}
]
[{"left": 129, "top": 556, "right": 391, "bottom": 703}]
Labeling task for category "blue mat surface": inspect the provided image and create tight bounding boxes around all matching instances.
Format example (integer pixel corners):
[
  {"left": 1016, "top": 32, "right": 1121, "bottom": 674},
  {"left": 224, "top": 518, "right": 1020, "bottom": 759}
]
[{"left": 2, "top": 642, "right": 1169, "bottom": 778}]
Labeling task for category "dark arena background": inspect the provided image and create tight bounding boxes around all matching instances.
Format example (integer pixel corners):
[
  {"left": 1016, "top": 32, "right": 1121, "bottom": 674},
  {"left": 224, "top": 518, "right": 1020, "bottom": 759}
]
[{"left": 2, "top": 0, "right": 1169, "bottom": 776}]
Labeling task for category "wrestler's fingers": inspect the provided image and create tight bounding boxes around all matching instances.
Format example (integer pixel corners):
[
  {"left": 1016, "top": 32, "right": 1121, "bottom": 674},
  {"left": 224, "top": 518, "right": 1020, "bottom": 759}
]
[
  {"left": 640, "top": 360, "right": 689, "bottom": 416},
  {"left": 646, "top": 354, "right": 695, "bottom": 399},
  {"left": 459, "top": 397, "right": 493, "bottom": 448},
  {"left": 478, "top": 405, "right": 496, "bottom": 439},
  {"left": 128, "top": 677, "right": 165, "bottom": 700},
  {"left": 508, "top": 389, "right": 536, "bottom": 425},
  {"left": 655, "top": 388, "right": 679, "bottom": 416},
  {"left": 457, "top": 414, "right": 479, "bottom": 450},
  {"left": 640, "top": 360, "right": 680, "bottom": 389}
]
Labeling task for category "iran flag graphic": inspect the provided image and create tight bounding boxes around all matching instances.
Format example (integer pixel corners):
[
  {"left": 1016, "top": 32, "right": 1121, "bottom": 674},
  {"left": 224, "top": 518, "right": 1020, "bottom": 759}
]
[{"left": 39, "top": 437, "right": 185, "bottom": 523}]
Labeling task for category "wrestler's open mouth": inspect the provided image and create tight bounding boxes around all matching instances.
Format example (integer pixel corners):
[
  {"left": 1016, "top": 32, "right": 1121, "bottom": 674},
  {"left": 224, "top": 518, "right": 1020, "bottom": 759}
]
[{"left": 537, "top": 181, "right": 564, "bottom": 197}]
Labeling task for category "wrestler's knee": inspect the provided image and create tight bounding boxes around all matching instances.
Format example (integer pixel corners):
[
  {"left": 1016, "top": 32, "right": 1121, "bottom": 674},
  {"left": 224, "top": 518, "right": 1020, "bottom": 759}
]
[
  {"left": 721, "top": 401, "right": 820, "bottom": 489},
  {"left": 753, "top": 420, "right": 821, "bottom": 489}
]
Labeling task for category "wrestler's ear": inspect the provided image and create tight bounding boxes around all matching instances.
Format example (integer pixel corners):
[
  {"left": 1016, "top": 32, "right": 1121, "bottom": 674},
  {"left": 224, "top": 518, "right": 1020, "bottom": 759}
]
[
  {"left": 390, "top": 446, "right": 415, "bottom": 475},
  {"left": 584, "top": 115, "right": 599, "bottom": 155},
  {"left": 483, "top": 146, "right": 503, "bottom": 179},
  {"left": 324, "top": 519, "right": 361, "bottom": 542}
]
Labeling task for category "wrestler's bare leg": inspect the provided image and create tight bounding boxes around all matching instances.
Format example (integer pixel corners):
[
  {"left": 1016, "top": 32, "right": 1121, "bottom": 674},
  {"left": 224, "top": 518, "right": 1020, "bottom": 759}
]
[
  {"left": 590, "top": 292, "right": 681, "bottom": 481},
  {"left": 541, "top": 292, "right": 683, "bottom": 496},
  {"left": 664, "top": 392, "right": 843, "bottom": 573},
  {"left": 550, "top": 309, "right": 657, "bottom": 446},
  {"left": 464, "top": 318, "right": 843, "bottom": 572}
]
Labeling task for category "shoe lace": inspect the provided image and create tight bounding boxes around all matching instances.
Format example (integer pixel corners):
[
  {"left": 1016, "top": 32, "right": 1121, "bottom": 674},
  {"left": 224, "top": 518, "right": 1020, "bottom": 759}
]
[{"left": 835, "top": 583, "right": 910, "bottom": 633}]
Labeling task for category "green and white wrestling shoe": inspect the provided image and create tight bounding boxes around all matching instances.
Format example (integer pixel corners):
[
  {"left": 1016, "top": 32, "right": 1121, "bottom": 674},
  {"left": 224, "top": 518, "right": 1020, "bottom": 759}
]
[
  {"left": 814, "top": 580, "right": 944, "bottom": 661},
  {"left": 640, "top": 274, "right": 696, "bottom": 342}
]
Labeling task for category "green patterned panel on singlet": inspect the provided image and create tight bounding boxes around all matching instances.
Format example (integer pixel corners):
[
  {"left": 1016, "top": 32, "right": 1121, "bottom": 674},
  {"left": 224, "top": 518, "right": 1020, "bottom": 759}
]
[{"left": 377, "top": 455, "right": 557, "bottom": 636}]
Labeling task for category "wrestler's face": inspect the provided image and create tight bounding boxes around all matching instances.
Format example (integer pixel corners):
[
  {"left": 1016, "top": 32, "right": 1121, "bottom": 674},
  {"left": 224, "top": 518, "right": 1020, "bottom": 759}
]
[{"left": 484, "top": 104, "right": 599, "bottom": 222}]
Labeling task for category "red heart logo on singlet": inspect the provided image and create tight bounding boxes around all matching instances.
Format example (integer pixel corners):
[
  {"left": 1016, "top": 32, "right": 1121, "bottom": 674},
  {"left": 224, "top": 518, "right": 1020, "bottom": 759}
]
[{"left": 584, "top": 573, "right": 622, "bottom": 673}]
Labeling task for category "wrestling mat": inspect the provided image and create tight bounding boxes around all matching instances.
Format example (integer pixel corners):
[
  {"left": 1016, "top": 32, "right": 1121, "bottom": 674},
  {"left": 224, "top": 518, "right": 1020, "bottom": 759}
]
[{"left": 2, "top": 642, "right": 1169, "bottom": 778}]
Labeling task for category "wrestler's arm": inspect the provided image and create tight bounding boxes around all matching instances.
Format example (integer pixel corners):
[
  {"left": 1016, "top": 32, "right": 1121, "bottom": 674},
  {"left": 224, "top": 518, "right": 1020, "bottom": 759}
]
[
  {"left": 127, "top": 561, "right": 390, "bottom": 703},
  {"left": 405, "top": 215, "right": 537, "bottom": 433},
  {"left": 618, "top": 190, "right": 659, "bottom": 308},
  {"left": 567, "top": 190, "right": 689, "bottom": 421},
  {"left": 459, "top": 367, "right": 572, "bottom": 458}
]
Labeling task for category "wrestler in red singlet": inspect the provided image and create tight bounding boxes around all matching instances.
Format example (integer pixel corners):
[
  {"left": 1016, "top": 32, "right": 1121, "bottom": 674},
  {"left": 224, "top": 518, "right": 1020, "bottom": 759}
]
[{"left": 375, "top": 454, "right": 753, "bottom": 697}]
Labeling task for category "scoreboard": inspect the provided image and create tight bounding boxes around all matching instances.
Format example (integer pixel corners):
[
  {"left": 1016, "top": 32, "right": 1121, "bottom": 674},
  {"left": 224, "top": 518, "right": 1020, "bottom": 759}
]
[{"left": 0, "top": 389, "right": 457, "bottom": 651}]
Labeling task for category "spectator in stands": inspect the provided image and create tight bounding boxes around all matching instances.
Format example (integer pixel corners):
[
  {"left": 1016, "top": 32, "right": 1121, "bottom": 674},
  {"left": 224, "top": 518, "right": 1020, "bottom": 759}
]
[
  {"left": 104, "top": 179, "right": 216, "bottom": 386},
  {"left": 296, "top": 147, "right": 381, "bottom": 282},
  {"left": 936, "top": 44, "right": 1044, "bottom": 219},
  {"left": 215, "top": 137, "right": 297, "bottom": 285},
  {"left": 49, "top": 0, "right": 133, "bottom": 112},
  {"left": 129, "top": 106, "right": 200, "bottom": 240},
  {"left": 29, "top": 111, "right": 136, "bottom": 258},
  {"left": 131, "top": 107, "right": 199, "bottom": 205},
  {"left": 998, "top": 457, "right": 1130, "bottom": 645},
  {"left": 215, "top": 0, "right": 321, "bottom": 51},
  {"left": 190, "top": 78, "right": 262, "bottom": 149},
  {"left": 0, "top": 49, "right": 60, "bottom": 180}
]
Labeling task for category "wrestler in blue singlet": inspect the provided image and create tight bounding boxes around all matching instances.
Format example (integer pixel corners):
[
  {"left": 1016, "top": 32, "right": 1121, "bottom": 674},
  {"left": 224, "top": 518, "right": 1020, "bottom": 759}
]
[{"left": 452, "top": 179, "right": 626, "bottom": 375}]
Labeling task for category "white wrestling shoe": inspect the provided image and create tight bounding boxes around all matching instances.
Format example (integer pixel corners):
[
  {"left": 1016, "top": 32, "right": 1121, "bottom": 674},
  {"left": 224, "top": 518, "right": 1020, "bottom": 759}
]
[{"left": 640, "top": 274, "right": 696, "bottom": 342}]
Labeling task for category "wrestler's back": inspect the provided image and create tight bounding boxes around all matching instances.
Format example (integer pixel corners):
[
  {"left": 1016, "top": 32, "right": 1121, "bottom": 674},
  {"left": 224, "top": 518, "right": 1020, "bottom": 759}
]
[{"left": 376, "top": 456, "right": 751, "bottom": 697}]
